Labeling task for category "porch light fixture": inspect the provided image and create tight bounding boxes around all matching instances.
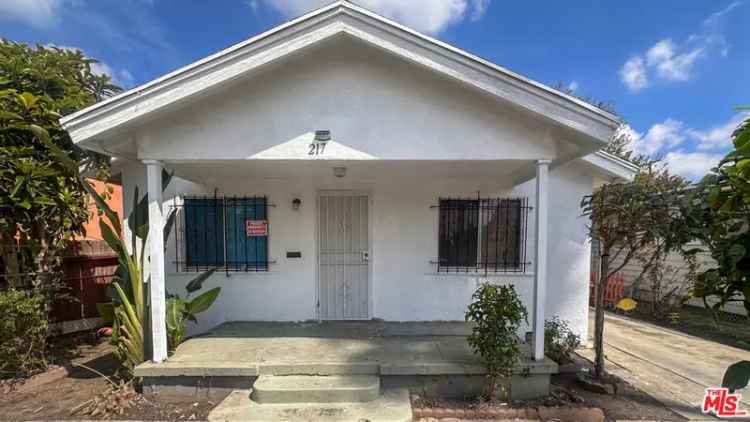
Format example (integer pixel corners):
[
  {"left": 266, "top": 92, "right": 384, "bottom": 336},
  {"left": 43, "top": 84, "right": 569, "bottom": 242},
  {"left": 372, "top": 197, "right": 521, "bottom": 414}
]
[
  {"left": 333, "top": 166, "right": 347, "bottom": 178},
  {"left": 292, "top": 198, "right": 301, "bottom": 210}
]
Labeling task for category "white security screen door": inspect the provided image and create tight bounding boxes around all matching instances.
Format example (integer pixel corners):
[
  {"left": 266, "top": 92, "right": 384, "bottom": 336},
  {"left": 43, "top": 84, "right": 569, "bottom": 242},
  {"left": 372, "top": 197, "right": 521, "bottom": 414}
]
[{"left": 318, "top": 192, "right": 370, "bottom": 320}]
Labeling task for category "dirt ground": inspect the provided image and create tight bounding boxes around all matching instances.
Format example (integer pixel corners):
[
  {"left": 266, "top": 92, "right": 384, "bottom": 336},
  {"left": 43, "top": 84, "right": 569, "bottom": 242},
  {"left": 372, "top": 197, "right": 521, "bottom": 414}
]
[
  {"left": 1, "top": 330, "right": 685, "bottom": 421},
  {"left": 551, "top": 372, "right": 685, "bottom": 421},
  {"left": 0, "top": 336, "right": 214, "bottom": 421},
  {"left": 412, "top": 370, "right": 685, "bottom": 422}
]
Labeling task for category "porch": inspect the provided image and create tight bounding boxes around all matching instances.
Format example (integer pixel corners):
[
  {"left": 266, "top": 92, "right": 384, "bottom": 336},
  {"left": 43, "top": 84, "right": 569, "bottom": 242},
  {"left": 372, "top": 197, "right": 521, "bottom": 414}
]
[
  {"left": 134, "top": 321, "right": 558, "bottom": 402},
  {"left": 135, "top": 157, "right": 555, "bottom": 365}
]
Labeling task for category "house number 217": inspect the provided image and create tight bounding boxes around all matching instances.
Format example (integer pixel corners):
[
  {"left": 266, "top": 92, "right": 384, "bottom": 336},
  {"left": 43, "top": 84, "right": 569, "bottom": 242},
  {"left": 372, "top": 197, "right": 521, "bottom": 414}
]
[{"left": 309, "top": 141, "right": 327, "bottom": 156}]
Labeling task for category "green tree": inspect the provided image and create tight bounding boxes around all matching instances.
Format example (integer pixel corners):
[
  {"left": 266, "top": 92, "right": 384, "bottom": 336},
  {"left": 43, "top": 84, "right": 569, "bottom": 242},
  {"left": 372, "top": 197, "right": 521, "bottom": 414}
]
[
  {"left": 582, "top": 168, "right": 690, "bottom": 379},
  {"left": 682, "top": 110, "right": 750, "bottom": 391},
  {"left": 685, "top": 111, "right": 750, "bottom": 316},
  {"left": 0, "top": 40, "right": 121, "bottom": 290},
  {"left": 603, "top": 129, "right": 659, "bottom": 170}
]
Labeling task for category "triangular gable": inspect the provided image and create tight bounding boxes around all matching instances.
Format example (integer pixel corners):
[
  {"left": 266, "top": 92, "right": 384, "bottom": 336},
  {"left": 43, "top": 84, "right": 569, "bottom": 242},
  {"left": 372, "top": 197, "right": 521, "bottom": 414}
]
[{"left": 61, "top": 1, "right": 618, "bottom": 151}]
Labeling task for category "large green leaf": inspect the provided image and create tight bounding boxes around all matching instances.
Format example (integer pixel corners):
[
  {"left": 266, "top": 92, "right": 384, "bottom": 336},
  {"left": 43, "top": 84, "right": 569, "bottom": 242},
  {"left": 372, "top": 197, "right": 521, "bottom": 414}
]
[
  {"left": 165, "top": 297, "right": 186, "bottom": 330},
  {"left": 187, "top": 287, "right": 221, "bottom": 315},
  {"left": 185, "top": 268, "right": 218, "bottom": 294},
  {"left": 723, "top": 360, "right": 750, "bottom": 392},
  {"left": 99, "top": 218, "right": 124, "bottom": 257}
]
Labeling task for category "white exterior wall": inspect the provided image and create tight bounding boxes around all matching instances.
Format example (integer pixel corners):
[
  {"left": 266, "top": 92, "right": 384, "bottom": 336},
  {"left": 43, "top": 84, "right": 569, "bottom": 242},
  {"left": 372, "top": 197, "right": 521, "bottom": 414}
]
[
  {"left": 119, "top": 159, "right": 593, "bottom": 339},
  {"left": 112, "top": 36, "right": 601, "bottom": 340},
  {"left": 135, "top": 37, "right": 561, "bottom": 162}
]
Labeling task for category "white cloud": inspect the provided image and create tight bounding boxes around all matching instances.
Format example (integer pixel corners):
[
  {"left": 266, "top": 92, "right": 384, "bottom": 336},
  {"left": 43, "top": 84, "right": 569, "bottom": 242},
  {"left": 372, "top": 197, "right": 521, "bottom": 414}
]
[
  {"left": 469, "top": 0, "right": 490, "bottom": 21},
  {"left": 632, "top": 118, "right": 685, "bottom": 156},
  {"left": 0, "top": 0, "right": 63, "bottom": 28},
  {"left": 622, "top": 113, "right": 750, "bottom": 179},
  {"left": 662, "top": 151, "right": 724, "bottom": 180},
  {"left": 259, "top": 0, "right": 489, "bottom": 33},
  {"left": 619, "top": 3, "right": 741, "bottom": 92},
  {"left": 619, "top": 56, "right": 648, "bottom": 91},
  {"left": 688, "top": 112, "right": 750, "bottom": 150},
  {"left": 703, "top": 1, "right": 743, "bottom": 26},
  {"left": 645, "top": 39, "right": 703, "bottom": 82}
]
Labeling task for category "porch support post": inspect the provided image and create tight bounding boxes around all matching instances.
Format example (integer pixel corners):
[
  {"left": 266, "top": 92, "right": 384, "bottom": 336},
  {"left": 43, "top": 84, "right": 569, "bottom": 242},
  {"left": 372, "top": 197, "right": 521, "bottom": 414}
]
[
  {"left": 532, "top": 159, "right": 551, "bottom": 361},
  {"left": 144, "top": 160, "right": 168, "bottom": 363}
]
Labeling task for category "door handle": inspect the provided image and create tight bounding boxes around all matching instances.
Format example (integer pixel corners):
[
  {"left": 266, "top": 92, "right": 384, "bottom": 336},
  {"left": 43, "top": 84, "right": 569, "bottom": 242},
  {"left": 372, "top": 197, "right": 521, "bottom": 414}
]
[{"left": 362, "top": 251, "right": 369, "bottom": 263}]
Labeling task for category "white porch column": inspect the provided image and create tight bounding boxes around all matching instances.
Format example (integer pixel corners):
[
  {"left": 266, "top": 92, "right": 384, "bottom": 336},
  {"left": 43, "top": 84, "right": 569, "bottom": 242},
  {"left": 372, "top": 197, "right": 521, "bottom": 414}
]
[
  {"left": 144, "top": 160, "right": 168, "bottom": 363},
  {"left": 532, "top": 159, "right": 550, "bottom": 361}
]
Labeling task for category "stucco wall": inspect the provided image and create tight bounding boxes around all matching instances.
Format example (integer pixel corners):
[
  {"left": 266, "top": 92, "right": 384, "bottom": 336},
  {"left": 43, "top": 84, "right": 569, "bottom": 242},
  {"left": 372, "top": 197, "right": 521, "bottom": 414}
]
[
  {"left": 135, "top": 37, "right": 560, "bottom": 162},
  {"left": 119, "top": 159, "right": 593, "bottom": 339},
  {"left": 113, "top": 36, "right": 600, "bottom": 340}
]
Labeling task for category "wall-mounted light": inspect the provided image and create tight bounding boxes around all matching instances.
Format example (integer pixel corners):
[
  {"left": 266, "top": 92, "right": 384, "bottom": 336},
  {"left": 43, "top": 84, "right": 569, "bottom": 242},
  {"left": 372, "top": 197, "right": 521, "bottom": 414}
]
[
  {"left": 333, "top": 166, "right": 347, "bottom": 178},
  {"left": 292, "top": 198, "right": 301, "bottom": 210}
]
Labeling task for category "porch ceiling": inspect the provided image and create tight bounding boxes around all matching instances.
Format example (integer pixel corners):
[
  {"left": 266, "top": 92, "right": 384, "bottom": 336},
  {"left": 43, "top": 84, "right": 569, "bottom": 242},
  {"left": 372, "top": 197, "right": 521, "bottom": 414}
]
[{"left": 164, "top": 159, "right": 534, "bottom": 186}]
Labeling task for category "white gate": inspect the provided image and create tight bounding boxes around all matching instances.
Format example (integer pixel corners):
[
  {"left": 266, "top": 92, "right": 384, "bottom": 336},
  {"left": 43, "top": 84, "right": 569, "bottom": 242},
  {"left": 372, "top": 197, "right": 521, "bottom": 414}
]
[{"left": 318, "top": 192, "right": 370, "bottom": 320}]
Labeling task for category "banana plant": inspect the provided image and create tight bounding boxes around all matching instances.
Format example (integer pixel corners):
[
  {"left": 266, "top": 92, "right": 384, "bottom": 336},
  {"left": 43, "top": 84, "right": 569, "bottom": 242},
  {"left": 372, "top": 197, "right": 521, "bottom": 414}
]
[
  {"left": 83, "top": 176, "right": 146, "bottom": 371},
  {"left": 166, "top": 268, "right": 221, "bottom": 350},
  {"left": 82, "top": 172, "right": 215, "bottom": 371}
]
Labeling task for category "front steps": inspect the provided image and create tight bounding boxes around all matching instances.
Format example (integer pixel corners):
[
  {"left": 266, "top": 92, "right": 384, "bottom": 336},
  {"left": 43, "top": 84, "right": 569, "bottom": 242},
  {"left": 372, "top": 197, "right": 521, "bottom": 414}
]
[
  {"left": 208, "top": 375, "right": 412, "bottom": 422},
  {"left": 252, "top": 375, "right": 381, "bottom": 403}
]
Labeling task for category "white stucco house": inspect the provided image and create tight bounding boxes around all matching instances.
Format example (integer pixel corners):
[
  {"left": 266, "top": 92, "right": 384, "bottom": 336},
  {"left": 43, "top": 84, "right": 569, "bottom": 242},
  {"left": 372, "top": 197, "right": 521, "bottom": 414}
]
[{"left": 61, "top": 0, "right": 636, "bottom": 368}]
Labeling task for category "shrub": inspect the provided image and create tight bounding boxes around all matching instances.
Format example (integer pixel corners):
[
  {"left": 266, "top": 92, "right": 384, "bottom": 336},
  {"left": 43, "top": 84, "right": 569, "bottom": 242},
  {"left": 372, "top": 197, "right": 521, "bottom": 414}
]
[
  {"left": 0, "top": 290, "right": 48, "bottom": 378},
  {"left": 544, "top": 316, "right": 581, "bottom": 364},
  {"left": 465, "top": 282, "right": 528, "bottom": 401}
]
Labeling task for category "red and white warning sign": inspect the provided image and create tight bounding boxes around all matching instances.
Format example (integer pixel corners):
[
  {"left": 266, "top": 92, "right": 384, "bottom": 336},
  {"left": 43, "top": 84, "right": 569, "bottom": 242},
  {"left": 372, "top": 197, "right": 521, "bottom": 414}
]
[{"left": 245, "top": 220, "right": 268, "bottom": 237}]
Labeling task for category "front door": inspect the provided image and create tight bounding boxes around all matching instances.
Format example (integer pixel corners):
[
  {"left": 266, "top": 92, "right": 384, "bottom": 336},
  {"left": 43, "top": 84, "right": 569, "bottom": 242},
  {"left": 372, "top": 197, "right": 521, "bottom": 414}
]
[{"left": 318, "top": 192, "right": 370, "bottom": 320}]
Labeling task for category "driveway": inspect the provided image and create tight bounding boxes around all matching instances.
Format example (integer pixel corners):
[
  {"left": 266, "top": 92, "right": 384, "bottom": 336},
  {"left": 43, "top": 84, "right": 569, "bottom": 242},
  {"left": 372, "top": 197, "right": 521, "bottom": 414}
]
[{"left": 579, "top": 311, "right": 750, "bottom": 421}]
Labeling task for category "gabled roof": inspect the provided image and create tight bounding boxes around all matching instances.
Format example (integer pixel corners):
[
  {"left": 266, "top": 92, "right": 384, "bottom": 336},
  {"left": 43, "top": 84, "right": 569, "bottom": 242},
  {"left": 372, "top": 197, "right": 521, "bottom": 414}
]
[
  {"left": 581, "top": 150, "right": 639, "bottom": 181},
  {"left": 61, "top": 0, "right": 619, "bottom": 150}
]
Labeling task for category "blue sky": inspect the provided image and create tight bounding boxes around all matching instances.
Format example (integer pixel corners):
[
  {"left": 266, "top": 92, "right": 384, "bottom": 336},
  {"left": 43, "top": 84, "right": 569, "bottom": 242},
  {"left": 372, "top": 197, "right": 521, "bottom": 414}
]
[{"left": 1, "top": 0, "right": 748, "bottom": 179}]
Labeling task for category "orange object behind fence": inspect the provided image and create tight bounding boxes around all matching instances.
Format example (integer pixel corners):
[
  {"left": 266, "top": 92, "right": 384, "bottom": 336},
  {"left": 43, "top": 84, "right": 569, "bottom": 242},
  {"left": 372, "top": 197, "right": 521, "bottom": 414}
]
[{"left": 589, "top": 272, "right": 625, "bottom": 307}]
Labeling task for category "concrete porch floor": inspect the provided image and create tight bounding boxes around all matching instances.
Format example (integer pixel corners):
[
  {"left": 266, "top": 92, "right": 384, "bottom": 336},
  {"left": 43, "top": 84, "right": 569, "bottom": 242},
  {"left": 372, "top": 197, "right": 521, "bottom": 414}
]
[
  {"left": 136, "top": 321, "right": 556, "bottom": 377},
  {"left": 135, "top": 321, "right": 557, "bottom": 402}
]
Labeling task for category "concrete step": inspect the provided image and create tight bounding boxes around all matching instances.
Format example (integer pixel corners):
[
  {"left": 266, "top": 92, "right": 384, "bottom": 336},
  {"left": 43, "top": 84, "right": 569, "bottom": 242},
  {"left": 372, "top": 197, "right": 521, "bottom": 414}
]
[
  {"left": 209, "top": 388, "right": 412, "bottom": 422},
  {"left": 251, "top": 375, "right": 380, "bottom": 404}
]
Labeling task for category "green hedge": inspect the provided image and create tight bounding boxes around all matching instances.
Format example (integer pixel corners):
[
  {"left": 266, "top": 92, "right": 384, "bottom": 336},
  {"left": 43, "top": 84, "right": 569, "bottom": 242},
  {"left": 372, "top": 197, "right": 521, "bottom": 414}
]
[{"left": 0, "top": 290, "right": 48, "bottom": 379}]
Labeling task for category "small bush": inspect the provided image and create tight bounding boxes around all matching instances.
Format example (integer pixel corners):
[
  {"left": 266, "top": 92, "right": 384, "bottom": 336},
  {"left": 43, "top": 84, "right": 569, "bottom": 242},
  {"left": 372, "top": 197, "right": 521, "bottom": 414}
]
[
  {"left": 0, "top": 290, "right": 49, "bottom": 378},
  {"left": 465, "top": 282, "right": 528, "bottom": 401},
  {"left": 544, "top": 316, "right": 581, "bottom": 364}
]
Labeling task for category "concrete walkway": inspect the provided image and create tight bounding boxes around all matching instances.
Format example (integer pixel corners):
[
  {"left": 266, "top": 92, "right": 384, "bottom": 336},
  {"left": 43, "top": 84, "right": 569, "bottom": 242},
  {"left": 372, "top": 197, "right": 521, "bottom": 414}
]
[{"left": 580, "top": 311, "right": 750, "bottom": 421}]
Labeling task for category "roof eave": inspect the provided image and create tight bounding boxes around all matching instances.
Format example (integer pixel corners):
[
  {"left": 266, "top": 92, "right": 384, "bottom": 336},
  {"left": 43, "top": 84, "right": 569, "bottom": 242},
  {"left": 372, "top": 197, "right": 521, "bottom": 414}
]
[
  {"left": 61, "top": 0, "right": 619, "bottom": 149},
  {"left": 581, "top": 150, "right": 639, "bottom": 181}
]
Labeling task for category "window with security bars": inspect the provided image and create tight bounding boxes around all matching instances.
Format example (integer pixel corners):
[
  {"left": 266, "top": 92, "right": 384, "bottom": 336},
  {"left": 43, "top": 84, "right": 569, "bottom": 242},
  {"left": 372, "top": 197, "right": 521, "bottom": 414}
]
[
  {"left": 437, "top": 197, "right": 530, "bottom": 273},
  {"left": 173, "top": 196, "right": 269, "bottom": 272}
]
